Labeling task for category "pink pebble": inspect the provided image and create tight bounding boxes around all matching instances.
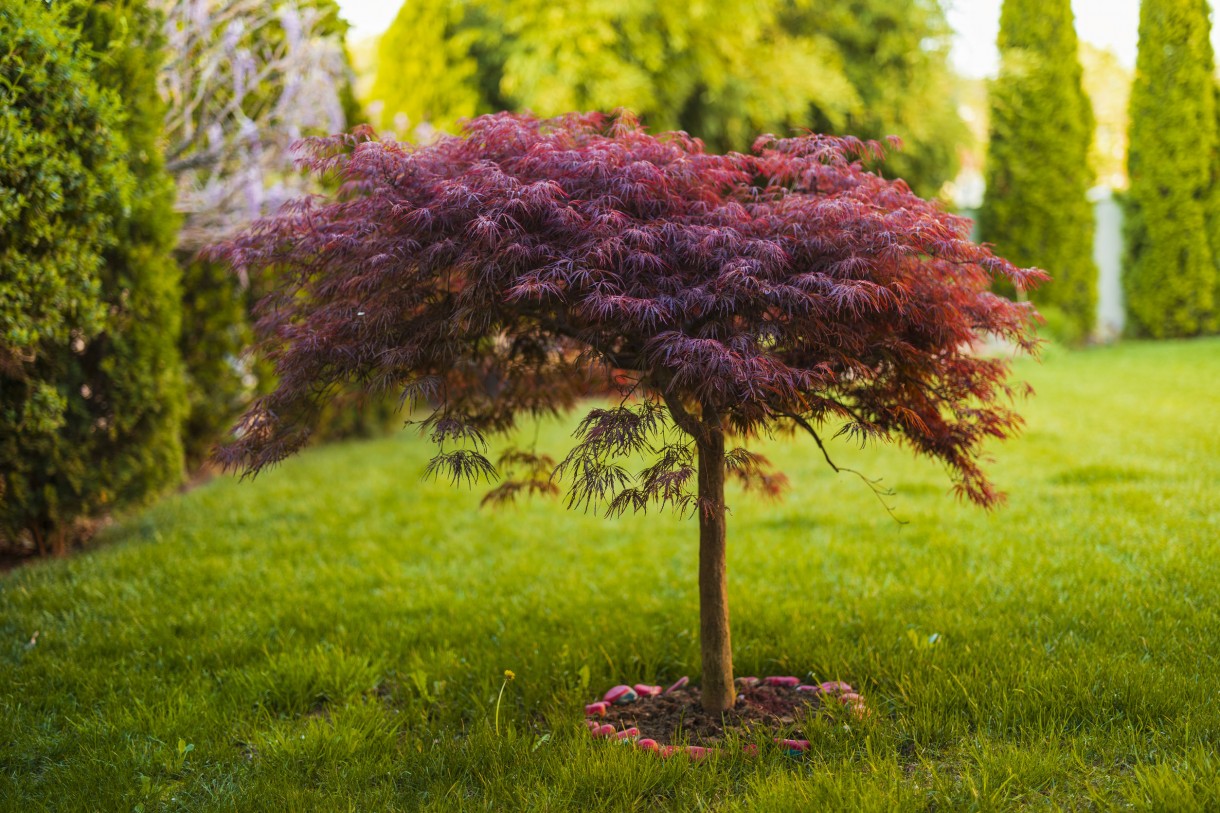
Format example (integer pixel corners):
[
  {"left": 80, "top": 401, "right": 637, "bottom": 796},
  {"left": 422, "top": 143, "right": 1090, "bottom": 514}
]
[
  {"left": 774, "top": 738, "right": 810, "bottom": 752},
  {"left": 633, "top": 684, "right": 662, "bottom": 696},
  {"left": 796, "top": 684, "right": 820, "bottom": 693},
  {"left": 686, "top": 746, "right": 712, "bottom": 760},
  {"left": 735, "top": 676, "right": 761, "bottom": 688},
  {"left": 637, "top": 738, "right": 659, "bottom": 751},
  {"left": 764, "top": 676, "right": 800, "bottom": 687},
  {"left": 615, "top": 727, "right": 640, "bottom": 740},
  {"left": 838, "top": 692, "right": 862, "bottom": 704},
  {"left": 585, "top": 701, "right": 609, "bottom": 717},
  {"left": 594, "top": 724, "right": 616, "bottom": 738},
  {"left": 659, "top": 745, "right": 680, "bottom": 757},
  {"left": 586, "top": 719, "right": 600, "bottom": 731},
  {"left": 664, "top": 676, "right": 689, "bottom": 694},
  {"left": 742, "top": 744, "right": 760, "bottom": 756},
  {"left": 603, "top": 685, "right": 638, "bottom": 704},
  {"left": 819, "top": 681, "right": 854, "bottom": 694}
]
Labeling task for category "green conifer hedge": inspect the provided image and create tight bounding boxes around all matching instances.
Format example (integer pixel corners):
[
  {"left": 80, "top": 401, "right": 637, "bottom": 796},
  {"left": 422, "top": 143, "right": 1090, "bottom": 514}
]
[
  {"left": 0, "top": 0, "right": 185, "bottom": 553},
  {"left": 980, "top": 0, "right": 1098, "bottom": 342},
  {"left": 1125, "top": 0, "right": 1217, "bottom": 337}
]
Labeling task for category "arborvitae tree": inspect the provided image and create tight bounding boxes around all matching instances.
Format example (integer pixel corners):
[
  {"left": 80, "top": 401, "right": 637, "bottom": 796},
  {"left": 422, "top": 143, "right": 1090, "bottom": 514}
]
[
  {"left": 980, "top": 0, "right": 1098, "bottom": 341},
  {"left": 212, "top": 113, "right": 1043, "bottom": 711},
  {"left": 1125, "top": 0, "right": 1217, "bottom": 337},
  {"left": 62, "top": 0, "right": 187, "bottom": 514},
  {"left": 0, "top": 0, "right": 136, "bottom": 552},
  {"left": 1210, "top": 73, "right": 1220, "bottom": 325},
  {"left": 369, "top": 0, "right": 965, "bottom": 196}
]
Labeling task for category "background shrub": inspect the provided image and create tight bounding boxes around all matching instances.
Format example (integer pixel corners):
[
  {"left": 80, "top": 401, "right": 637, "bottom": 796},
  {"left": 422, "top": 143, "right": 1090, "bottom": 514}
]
[
  {"left": 1124, "top": 0, "right": 1218, "bottom": 337},
  {"left": 979, "top": 0, "right": 1098, "bottom": 340}
]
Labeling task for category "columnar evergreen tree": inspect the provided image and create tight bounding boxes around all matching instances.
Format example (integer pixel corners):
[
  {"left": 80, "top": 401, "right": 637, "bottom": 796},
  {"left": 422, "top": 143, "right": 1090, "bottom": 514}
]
[
  {"left": 213, "top": 112, "right": 1043, "bottom": 711},
  {"left": 63, "top": 0, "right": 187, "bottom": 515},
  {"left": 1125, "top": 0, "right": 1217, "bottom": 337},
  {"left": 370, "top": 0, "right": 965, "bottom": 196},
  {"left": 1210, "top": 66, "right": 1220, "bottom": 323},
  {"left": 0, "top": 0, "right": 135, "bottom": 551},
  {"left": 979, "top": 0, "right": 1098, "bottom": 341}
]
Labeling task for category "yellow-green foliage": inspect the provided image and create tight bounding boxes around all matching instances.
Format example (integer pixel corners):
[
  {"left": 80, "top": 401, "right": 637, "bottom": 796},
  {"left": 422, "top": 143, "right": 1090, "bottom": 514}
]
[
  {"left": 980, "top": 0, "right": 1097, "bottom": 340},
  {"left": 369, "top": 0, "right": 965, "bottom": 196},
  {"left": 1125, "top": 0, "right": 1217, "bottom": 337}
]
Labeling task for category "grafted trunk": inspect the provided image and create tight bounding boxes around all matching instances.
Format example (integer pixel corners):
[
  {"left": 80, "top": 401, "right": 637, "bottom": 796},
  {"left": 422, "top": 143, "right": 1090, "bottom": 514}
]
[{"left": 696, "top": 419, "right": 735, "bottom": 713}]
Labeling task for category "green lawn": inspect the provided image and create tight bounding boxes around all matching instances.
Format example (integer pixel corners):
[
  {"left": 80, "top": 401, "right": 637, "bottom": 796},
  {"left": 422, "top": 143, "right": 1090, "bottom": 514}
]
[{"left": 2, "top": 339, "right": 1219, "bottom": 811}]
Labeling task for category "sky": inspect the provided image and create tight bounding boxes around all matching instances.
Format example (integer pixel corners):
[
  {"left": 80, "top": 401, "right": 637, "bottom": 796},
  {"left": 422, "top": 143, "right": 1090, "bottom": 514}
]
[{"left": 337, "top": 0, "right": 1218, "bottom": 78}]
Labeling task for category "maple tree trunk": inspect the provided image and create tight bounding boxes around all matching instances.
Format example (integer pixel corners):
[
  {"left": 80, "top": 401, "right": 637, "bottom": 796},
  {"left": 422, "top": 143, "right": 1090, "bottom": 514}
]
[{"left": 696, "top": 419, "right": 736, "bottom": 713}]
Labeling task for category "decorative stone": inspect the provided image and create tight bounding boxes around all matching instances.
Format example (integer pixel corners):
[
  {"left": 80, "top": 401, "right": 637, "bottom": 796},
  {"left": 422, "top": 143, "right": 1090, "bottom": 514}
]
[
  {"left": 795, "top": 684, "right": 820, "bottom": 693},
  {"left": 594, "top": 723, "right": 617, "bottom": 738},
  {"left": 603, "top": 685, "right": 638, "bottom": 705},
  {"left": 659, "top": 745, "right": 680, "bottom": 757},
  {"left": 664, "top": 676, "right": 689, "bottom": 694},
  {"left": 633, "top": 683, "right": 663, "bottom": 697},
  {"left": 839, "top": 692, "right": 869, "bottom": 718},
  {"left": 615, "top": 727, "right": 640, "bottom": 740},
  {"left": 585, "top": 701, "right": 609, "bottom": 717},
  {"left": 735, "top": 676, "right": 761, "bottom": 688},
  {"left": 819, "top": 681, "right": 853, "bottom": 694},
  {"left": 585, "top": 719, "right": 600, "bottom": 731},
  {"left": 764, "top": 676, "right": 800, "bottom": 687},
  {"left": 686, "top": 746, "right": 712, "bottom": 760},
  {"left": 637, "top": 738, "right": 660, "bottom": 751},
  {"left": 774, "top": 738, "right": 810, "bottom": 753}
]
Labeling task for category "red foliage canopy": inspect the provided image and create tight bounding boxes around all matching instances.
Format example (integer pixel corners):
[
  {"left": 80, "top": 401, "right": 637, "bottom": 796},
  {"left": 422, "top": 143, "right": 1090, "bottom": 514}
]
[{"left": 215, "top": 111, "right": 1043, "bottom": 510}]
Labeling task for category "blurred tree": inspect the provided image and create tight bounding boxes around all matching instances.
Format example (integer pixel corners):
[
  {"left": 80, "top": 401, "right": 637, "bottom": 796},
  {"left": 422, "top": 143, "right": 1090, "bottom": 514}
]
[
  {"left": 979, "top": 0, "right": 1097, "bottom": 343},
  {"left": 154, "top": 0, "right": 354, "bottom": 253},
  {"left": 1, "top": 0, "right": 182, "bottom": 554},
  {"left": 793, "top": 0, "right": 967, "bottom": 198},
  {"left": 1125, "top": 0, "right": 1217, "bottom": 337},
  {"left": 1210, "top": 73, "right": 1220, "bottom": 320},
  {"left": 369, "top": 0, "right": 965, "bottom": 196},
  {"left": 151, "top": 0, "right": 364, "bottom": 466}
]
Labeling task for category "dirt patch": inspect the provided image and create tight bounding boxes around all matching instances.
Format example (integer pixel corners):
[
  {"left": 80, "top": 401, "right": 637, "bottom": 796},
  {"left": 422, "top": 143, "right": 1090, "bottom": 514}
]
[{"left": 589, "top": 680, "right": 865, "bottom": 748}]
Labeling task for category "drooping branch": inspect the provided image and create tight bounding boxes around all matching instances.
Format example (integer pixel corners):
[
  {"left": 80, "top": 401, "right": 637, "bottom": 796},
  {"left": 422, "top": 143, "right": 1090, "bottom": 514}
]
[{"left": 779, "top": 411, "right": 906, "bottom": 523}]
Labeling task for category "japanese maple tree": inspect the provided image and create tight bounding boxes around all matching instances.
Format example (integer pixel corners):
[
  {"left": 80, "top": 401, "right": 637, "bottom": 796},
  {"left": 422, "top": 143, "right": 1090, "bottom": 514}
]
[{"left": 214, "top": 112, "right": 1043, "bottom": 713}]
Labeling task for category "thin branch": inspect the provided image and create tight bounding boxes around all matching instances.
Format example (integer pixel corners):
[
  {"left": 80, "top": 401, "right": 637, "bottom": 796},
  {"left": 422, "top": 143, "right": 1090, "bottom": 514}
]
[{"left": 779, "top": 411, "right": 906, "bottom": 524}]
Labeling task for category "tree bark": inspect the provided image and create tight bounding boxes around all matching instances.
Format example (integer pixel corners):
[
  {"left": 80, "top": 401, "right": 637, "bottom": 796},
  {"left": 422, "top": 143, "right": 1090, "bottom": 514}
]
[{"left": 696, "top": 411, "right": 735, "bottom": 713}]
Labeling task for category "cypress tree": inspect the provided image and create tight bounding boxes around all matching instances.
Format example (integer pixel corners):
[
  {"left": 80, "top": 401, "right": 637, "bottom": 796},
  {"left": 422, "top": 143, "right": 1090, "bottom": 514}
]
[
  {"left": 63, "top": 0, "right": 187, "bottom": 511},
  {"left": 980, "top": 0, "right": 1098, "bottom": 342},
  {"left": 1211, "top": 74, "right": 1220, "bottom": 325},
  {"left": 0, "top": 0, "right": 135, "bottom": 551},
  {"left": 1, "top": 0, "right": 185, "bottom": 554},
  {"left": 1125, "top": 0, "right": 1217, "bottom": 337}
]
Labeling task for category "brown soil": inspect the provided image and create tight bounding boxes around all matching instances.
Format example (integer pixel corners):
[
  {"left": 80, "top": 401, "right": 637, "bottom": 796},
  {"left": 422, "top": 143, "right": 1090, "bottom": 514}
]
[{"left": 597, "top": 684, "right": 842, "bottom": 746}]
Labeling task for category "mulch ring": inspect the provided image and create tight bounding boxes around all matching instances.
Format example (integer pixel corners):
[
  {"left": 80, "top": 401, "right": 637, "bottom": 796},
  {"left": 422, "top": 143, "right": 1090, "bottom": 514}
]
[{"left": 585, "top": 676, "right": 868, "bottom": 757}]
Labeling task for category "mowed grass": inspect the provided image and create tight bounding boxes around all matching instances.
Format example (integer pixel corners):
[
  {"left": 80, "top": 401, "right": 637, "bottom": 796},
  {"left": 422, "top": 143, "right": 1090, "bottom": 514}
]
[{"left": 2, "top": 339, "right": 1219, "bottom": 811}]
